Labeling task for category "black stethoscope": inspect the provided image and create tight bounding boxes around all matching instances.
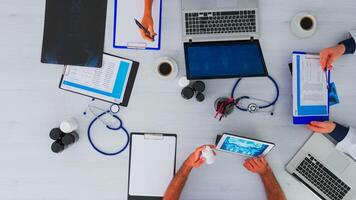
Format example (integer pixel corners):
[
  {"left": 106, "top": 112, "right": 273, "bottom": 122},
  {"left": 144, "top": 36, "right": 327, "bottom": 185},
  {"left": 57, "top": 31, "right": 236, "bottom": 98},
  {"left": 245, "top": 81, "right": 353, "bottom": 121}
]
[
  {"left": 231, "top": 75, "right": 280, "bottom": 115},
  {"left": 85, "top": 104, "right": 130, "bottom": 156}
]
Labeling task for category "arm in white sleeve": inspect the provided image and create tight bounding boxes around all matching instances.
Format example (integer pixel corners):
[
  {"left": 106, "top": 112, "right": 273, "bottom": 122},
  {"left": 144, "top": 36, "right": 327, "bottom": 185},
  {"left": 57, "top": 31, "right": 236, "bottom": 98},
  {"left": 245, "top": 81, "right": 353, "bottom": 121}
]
[{"left": 335, "top": 127, "right": 356, "bottom": 160}]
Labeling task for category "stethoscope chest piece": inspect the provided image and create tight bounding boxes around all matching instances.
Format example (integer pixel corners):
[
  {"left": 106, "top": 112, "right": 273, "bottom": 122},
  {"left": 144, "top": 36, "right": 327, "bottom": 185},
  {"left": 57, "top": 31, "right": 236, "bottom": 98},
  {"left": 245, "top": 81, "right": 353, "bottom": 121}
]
[{"left": 247, "top": 103, "right": 259, "bottom": 113}]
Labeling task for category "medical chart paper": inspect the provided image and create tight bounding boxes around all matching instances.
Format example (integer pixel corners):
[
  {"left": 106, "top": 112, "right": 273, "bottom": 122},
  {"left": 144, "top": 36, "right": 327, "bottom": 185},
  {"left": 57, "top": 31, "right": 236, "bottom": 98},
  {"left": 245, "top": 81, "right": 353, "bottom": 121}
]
[
  {"left": 292, "top": 52, "right": 329, "bottom": 124},
  {"left": 113, "top": 0, "right": 162, "bottom": 50},
  {"left": 60, "top": 54, "right": 133, "bottom": 104},
  {"left": 299, "top": 54, "right": 328, "bottom": 106}
]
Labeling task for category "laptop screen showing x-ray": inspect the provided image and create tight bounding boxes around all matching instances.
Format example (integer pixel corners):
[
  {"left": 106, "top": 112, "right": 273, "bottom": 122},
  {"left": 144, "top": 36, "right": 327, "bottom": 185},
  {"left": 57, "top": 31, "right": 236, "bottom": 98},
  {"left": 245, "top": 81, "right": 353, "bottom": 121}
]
[{"left": 184, "top": 40, "right": 268, "bottom": 79}]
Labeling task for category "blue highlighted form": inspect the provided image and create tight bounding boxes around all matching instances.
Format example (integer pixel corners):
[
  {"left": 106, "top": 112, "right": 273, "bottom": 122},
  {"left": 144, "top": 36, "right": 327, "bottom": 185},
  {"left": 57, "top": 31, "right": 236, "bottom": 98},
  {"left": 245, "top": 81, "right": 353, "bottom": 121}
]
[{"left": 63, "top": 61, "right": 130, "bottom": 100}]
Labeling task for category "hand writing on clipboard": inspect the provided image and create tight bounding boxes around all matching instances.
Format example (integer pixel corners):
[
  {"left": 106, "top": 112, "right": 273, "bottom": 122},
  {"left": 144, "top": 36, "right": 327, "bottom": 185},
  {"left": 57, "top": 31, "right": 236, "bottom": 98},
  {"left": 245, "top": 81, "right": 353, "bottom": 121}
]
[{"left": 136, "top": 0, "right": 157, "bottom": 42}]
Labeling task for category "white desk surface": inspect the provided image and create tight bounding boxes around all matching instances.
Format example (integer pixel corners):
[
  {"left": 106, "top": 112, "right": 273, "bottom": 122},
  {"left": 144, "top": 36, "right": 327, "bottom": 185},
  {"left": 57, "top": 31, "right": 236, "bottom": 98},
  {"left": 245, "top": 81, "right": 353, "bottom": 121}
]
[{"left": 1, "top": 0, "right": 356, "bottom": 199}]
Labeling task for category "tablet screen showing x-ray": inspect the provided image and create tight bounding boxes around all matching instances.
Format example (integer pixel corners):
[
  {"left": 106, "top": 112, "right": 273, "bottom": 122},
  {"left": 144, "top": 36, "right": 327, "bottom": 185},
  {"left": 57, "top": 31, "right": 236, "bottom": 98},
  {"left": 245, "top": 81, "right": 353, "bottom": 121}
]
[{"left": 216, "top": 134, "right": 274, "bottom": 157}]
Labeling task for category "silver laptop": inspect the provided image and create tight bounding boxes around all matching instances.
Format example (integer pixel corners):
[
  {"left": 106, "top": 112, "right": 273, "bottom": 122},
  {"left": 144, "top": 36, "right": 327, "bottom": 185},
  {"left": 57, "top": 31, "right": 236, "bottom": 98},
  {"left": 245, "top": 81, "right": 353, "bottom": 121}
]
[
  {"left": 286, "top": 133, "right": 356, "bottom": 200},
  {"left": 181, "top": 0, "right": 260, "bottom": 42}
]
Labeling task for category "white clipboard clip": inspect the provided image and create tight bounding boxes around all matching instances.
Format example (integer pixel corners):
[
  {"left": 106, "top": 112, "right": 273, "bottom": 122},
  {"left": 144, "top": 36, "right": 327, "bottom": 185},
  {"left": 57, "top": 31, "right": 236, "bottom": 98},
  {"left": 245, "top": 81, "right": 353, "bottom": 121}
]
[
  {"left": 144, "top": 133, "right": 164, "bottom": 140},
  {"left": 127, "top": 42, "right": 147, "bottom": 50}
]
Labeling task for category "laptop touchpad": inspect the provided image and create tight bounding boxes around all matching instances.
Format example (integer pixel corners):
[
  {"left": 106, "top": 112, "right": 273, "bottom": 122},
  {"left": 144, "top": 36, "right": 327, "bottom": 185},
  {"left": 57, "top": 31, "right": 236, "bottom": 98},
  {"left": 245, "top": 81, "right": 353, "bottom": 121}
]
[
  {"left": 326, "top": 150, "right": 351, "bottom": 174},
  {"left": 216, "top": 0, "right": 237, "bottom": 8}
]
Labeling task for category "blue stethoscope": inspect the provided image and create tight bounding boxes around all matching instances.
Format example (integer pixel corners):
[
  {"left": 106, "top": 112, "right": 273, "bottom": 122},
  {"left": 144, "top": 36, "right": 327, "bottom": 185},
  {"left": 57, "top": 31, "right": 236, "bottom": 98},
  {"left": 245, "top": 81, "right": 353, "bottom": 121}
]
[
  {"left": 231, "top": 75, "right": 280, "bottom": 115},
  {"left": 85, "top": 104, "right": 130, "bottom": 156}
]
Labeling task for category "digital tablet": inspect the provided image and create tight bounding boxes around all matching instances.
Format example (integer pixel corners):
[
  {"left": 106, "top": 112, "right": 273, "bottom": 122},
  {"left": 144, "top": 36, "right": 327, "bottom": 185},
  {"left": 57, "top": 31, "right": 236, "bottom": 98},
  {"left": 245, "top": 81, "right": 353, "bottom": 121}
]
[{"left": 216, "top": 133, "right": 275, "bottom": 157}]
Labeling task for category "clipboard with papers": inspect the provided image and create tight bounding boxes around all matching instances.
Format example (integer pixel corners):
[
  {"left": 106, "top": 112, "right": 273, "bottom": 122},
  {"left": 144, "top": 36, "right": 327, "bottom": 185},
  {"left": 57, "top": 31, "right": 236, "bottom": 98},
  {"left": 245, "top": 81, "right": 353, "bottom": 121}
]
[
  {"left": 59, "top": 53, "right": 139, "bottom": 107},
  {"left": 113, "top": 0, "right": 162, "bottom": 50},
  {"left": 292, "top": 51, "right": 330, "bottom": 124},
  {"left": 128, "top": 133, "right": 177, "bottom": 200}
]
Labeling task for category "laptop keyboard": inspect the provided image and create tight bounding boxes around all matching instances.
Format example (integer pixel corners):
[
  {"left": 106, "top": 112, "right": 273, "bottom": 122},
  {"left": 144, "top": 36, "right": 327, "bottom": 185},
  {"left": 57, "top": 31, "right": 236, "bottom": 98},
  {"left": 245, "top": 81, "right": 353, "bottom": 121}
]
[
  {"left": 296, "top": 154, "right": 351, "bottom": 200},
  {"left": 185, "top": 10, "right": 256, "bottom": 35}
]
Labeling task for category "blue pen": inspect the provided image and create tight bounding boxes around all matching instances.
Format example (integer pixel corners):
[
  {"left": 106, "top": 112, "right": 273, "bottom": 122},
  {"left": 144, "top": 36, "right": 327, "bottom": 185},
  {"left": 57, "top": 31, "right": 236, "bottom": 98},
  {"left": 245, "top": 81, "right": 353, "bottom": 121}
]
[{"left": 324, "top": 67, "right": 329, "bottom": 88}]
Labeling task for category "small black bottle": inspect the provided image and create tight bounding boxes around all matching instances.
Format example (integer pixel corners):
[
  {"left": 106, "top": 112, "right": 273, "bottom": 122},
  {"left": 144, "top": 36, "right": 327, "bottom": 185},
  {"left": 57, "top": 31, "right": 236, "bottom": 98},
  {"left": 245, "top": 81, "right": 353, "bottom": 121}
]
[
  {"left": 51, "top": 140, "right": 65, "bottom": 153},
  {"left": 196, "top": 92, "right": 205, "bottom": 102},
  {"left": 181, "top": 87, "right": 194, "bottom": 100},
  {"left": 192, "top": 81, "right": 205, "bottom": 92},
  {"left": 49, "top": 128, "right": 65, "bottom": 140},
  {"left": 61, "top": 132, "right": 79, "bottom": 145}
]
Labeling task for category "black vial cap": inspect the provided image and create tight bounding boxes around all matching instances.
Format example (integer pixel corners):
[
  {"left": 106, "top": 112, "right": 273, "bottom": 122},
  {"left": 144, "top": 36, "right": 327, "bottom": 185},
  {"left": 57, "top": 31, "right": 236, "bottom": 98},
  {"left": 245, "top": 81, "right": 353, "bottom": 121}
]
[
  {"left": 192, "top": 81, "right": 205, "bottom": 92},
  {"left": 61, "top": 134, "right": 75, "bottom": 145},
  {"left": 181, "top": 87, "right": 194, "bottom": 100},
  {"left": 49, "top": 128, "right": 64, "bottom": 140},
  {"left": 195, "top": 92, "right": 205, "bottom": 102},
  {"left": 51, "top": 141, "right": 64, "bottom": 153}
]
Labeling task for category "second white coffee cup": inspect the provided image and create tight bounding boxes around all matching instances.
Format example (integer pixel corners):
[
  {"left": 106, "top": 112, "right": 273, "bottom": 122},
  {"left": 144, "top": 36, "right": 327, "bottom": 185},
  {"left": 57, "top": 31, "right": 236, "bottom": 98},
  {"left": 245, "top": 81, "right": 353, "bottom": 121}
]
[{"left": 154, "top": 57, "right": 178, "bottom": 80}]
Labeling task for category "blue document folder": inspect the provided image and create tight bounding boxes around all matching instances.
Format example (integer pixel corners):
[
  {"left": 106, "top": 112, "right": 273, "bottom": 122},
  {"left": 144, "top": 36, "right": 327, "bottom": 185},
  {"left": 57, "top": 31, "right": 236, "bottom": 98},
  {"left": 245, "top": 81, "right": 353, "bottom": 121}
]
[{"left": 292, "top": 52, "right": 330, "bottom": 124}]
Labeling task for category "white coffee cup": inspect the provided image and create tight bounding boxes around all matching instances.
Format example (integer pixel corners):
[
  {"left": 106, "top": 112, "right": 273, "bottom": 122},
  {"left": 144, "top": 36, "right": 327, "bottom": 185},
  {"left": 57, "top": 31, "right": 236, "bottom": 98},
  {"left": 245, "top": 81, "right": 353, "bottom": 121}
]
[
  {"left": 154, "top": 57, "right": 178, "bottom": 80},
  {"left": 60, "top": 118, "right": 78, "bottom": 133},
  {"left": 291, "top": 12, "right": 317, "bottom": 38}
]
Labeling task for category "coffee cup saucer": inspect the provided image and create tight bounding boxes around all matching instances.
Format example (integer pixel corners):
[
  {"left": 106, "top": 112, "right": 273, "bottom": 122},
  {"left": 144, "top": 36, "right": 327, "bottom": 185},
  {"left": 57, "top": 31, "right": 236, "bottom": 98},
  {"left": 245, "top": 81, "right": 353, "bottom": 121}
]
[
  {"left": 154, "top": 57, "right": 179, "bottom": 81},
  {"left": 291, "top": 12, "right": 317, "bottom": 38}
]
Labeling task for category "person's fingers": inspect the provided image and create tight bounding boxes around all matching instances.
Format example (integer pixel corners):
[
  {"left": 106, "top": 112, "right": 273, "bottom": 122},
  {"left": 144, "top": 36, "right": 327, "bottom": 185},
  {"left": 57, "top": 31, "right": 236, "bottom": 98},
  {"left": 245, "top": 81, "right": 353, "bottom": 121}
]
[
  {"left": 327, "top": 57, "right": 335, "bottom": 70},
  {"left": 327, "top": 63, "right": 333, "bottom": 70},
  {"left": 193, "top": 158, "right": 205, "bottom": 168},
  {"left": 212, "top": 150, "right": 217, "bottom": 156},
  {"left": 255, "top": 157, "right": 264, "bottom": 168},
  {"left": 244, "top": 159, "right": 255, "bottom": 171},
  {"left": 306, "top": 124, "right": 317, "bottom": 131},
  {"left": 307, "top": 124, "right": 325, "bottom": 133},
  {"left": 193, "top": 147, "right": 205, "bottom": 158},
  {"left": 193, "top": 145, "right": 214, "bottom": 159},
  {"left": 148, "top": 25, "right": 155, "bottom": 37},
  {"left": 243, "top": 161, "right": 254, "bottom": 171},
  {"left": 258, "top": 156, "right": 267, "bottom": 165},
  {"left": 310, "top": 121, "right": 326, "bottom": 128},
  {"left": 139, "top": 30, "right": 153, "bottom": 41},
  {"left": 320, "top": 55, "right": 328, "bottom": 70},
  {"left": 250, "top": 157, "right": 261, "bottom": 168}
]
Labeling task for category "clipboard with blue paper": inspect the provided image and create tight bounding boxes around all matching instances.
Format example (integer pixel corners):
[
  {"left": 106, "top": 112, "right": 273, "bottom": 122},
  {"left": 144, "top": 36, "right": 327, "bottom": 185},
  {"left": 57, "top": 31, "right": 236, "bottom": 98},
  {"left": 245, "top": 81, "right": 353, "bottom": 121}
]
[
  {"left": 113, "top": 0, "right": 162, "bottom": 50},
  {"left": 292, "top": 52, "right": 330, "bottom": 124}
]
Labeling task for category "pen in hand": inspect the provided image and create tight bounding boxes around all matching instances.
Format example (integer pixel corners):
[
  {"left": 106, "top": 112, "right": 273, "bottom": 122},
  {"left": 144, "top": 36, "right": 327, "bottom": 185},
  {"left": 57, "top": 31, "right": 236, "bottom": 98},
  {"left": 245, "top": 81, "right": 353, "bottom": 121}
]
[
  {"left": 134, "top": 18, "right": 155, "bottom": 41},
  {"left": 324, "top": 67, "right": 329, "bottom": 89}
]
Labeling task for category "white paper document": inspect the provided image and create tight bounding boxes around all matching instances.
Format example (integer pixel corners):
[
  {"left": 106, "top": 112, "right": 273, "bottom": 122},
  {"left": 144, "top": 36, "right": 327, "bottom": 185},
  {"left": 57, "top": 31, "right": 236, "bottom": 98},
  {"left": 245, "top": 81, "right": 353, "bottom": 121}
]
[
  {"left": 129, "top": 134, "right": 176, "bottom": 197},
  {"left": 299, "top": 54, "right": 328, "bottom": 106}
]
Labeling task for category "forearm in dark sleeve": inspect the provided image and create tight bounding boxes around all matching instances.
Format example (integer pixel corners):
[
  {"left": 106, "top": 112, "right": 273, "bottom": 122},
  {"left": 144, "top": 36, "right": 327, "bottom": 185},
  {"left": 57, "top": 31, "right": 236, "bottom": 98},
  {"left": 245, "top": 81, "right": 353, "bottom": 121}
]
[
  {"left": 339, "top": 37, "right": 356, "bottom": 54},
  {"left": 329, "top": 122, "right": 350, "bottom": 142}
]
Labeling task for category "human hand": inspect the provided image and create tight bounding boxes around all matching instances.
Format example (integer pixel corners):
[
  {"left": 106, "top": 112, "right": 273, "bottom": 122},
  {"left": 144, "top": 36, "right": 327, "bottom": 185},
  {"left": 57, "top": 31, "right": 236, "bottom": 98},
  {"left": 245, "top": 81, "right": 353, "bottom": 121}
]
[
  {"left": 320, "top": 44, "right": 345, "bottom": 70},
  {"left": 184, "top": 145, "right": 216, "bottom": 168},
  {"left": 243, "top": 156, "right": 270, "bottom": 175},
  {"left": 140, "top": 14, "right": 157, "bottom": 42},
  {"left": 307, "top": 121, "right": 336, "bottom": 134}
]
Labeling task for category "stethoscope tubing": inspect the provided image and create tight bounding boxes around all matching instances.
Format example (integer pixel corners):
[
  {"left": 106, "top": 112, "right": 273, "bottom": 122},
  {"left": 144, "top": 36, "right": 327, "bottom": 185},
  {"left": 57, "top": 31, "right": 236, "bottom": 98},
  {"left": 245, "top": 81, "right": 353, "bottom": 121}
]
[
  {"left": 231, "top": 75, "right": 280, "bottom": 112},
  {"left": 87, "top": 110, "right": 130, "bottom": 156}
]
